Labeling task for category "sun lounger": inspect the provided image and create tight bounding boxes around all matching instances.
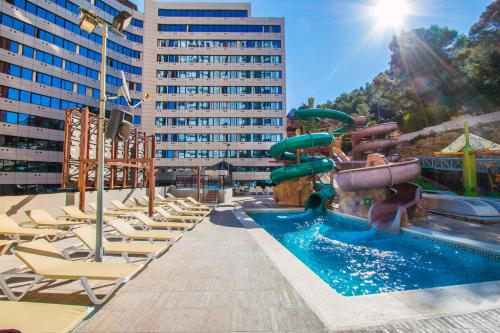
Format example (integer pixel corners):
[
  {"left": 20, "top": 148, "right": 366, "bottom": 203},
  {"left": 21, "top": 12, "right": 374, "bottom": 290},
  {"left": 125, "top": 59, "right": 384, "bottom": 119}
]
[
  {"left": 142, "top": 195, "right": 208, "bottom": 212},
  {"left": 0, "top": 240, "right": 14, "bottom": 255},
  {"left": 0, "top": 214, "right": 65, "bottom": 242},
  {"left": 155, "top": 193, "right": 176, "bottom": 202},
  {"left": 88, "top": 202, "right": 134, "bottom": 218},
  {"left": 165, "top": 193, "right": 210, "bottom": 209},
  {"left": 12, "top": 238, "right": 92, "bottom": 261},
  {"left": 0, "top": 240, "right": 143, "bottom": 304},
  {"left": 26, "top": 209, "right": 86, "bottom": 230},
  {"left": 133, "top": 197, "right": 167, "bottom": 208},
  {"left": 165, "top": 202, "right": 208, "bottom": 217},
  {"left": 61, "top": 206, "right": 102, "bottom": 223},
  {"left": 0, "top": 301, "right": 92, "bottom": 333},
  {"left": 134, "top": 211, "right": 195, "bottom": 230},
  {"left": 108, "top": 220, "right": 182, "bottom": 243},
  {"left": 154, "top": 207, "right": 201, "bottom": 223},
  {"left": 157, "top": 197, "right": 210, "bottom": 212},
  {"left": 74, "top": 225, "right": 170, "bottom": 262},
  {"left": 111, "top": 200, "right": 146, "bottom": 212}
]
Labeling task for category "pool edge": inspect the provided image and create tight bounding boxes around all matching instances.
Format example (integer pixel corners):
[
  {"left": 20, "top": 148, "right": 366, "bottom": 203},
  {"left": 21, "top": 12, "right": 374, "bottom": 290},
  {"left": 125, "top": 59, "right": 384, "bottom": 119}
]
[{"left": 234, "top": 207, "right": 500, "bottom": 330}]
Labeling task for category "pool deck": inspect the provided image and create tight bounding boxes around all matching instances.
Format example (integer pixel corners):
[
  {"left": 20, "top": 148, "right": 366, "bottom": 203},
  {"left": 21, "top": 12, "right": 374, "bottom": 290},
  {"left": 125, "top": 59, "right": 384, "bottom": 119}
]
[
  {"left": 1, "top": 195, "right": 499, "bottom": 332},
  {"left": 78, "top": 203, "right": 327, "bottom": 332}
]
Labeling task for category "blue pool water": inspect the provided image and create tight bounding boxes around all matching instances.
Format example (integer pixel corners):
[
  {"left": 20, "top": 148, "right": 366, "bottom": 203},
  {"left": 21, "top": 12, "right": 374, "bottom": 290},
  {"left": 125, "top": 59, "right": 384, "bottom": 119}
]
[{"left": 248, "top": 211, "right": 500, "bottom": 296}]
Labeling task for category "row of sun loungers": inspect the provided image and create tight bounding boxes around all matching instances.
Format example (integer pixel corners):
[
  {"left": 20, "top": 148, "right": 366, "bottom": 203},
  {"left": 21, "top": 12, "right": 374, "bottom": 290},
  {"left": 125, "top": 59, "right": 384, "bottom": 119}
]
[
  {"left": 0, "top": 193, "right": 212, "bottom": 332},
  {"left": 235, "top": 186, "right": 273, "bottom": 195}
]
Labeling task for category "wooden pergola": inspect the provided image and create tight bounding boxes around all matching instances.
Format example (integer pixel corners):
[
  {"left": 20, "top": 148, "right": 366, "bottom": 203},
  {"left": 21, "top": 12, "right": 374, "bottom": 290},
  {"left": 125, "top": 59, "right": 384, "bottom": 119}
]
[{"left": 61, "top": 108, "right": 156, "bottom": 215}]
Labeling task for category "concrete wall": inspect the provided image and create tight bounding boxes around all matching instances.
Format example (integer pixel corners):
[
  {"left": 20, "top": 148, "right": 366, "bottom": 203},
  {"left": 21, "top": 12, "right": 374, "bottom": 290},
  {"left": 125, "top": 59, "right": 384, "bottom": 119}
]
[
  {"left": 0, "top": 187, "right": 162, "bottom": 223},
  {"left": 398, "top": 111, "right": 500, "bottom": 142}
]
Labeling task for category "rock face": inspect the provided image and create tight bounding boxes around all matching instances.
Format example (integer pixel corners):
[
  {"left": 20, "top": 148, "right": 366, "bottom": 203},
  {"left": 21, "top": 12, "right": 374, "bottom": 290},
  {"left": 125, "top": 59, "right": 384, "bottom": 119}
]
[
  {"left": 273, "top": 177, "right": 314, "bottom": 207},
  {"left": 337, "top": 187, "right": 389, "bottom": 218},
  {"left": 365, "top": 153, "right": 389, "bottom": 167}
]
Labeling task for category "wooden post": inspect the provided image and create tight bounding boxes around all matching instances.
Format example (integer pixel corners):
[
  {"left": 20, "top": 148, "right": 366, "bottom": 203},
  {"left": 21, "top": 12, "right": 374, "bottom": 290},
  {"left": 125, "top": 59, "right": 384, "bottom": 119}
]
[
  {"left": 123, "top": 140, "right": 129, "bottom": 188},
  {"left": 133, "top": 129, "right": 139, "bottom": 188},
  {"left": 296, "top": 149, "right": 302, "bottom": 164},
  {"left": 109, "top": 140, "right": 116, "bottom": 189},
  {"left": 62, "top": 109, "right": 72, "bottom": 189},
  {"left": 78, "top": 108, "right": 89, "bottom": 211}
]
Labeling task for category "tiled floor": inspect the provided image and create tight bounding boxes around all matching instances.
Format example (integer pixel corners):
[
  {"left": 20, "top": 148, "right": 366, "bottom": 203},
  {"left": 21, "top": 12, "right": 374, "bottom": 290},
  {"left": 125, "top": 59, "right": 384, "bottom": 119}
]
[
  {"left": 78, "top": 205, "right": 328, "bottom": 332},
  {"left": 1, "top": 197, "right": 499, "bottom": 332}
]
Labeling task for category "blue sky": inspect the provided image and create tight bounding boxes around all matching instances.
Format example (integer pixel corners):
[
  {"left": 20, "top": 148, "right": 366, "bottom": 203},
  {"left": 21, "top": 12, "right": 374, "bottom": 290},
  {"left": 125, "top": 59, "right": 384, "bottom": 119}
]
[{"left": 133, "top": 0, "right": 492, "bottom": 110}]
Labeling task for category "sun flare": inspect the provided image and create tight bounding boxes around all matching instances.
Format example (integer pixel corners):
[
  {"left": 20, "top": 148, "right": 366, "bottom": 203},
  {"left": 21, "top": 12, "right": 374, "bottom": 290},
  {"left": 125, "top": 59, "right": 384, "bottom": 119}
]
[{"left": 370, "top": 0, "right": 411, "bottom": 29}]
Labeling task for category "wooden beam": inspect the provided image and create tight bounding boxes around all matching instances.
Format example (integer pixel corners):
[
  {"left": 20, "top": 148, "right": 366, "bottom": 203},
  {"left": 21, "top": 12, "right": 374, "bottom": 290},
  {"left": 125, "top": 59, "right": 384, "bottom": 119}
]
[{"left": 78, "top": 108, "right": 89, "bottom": 211}]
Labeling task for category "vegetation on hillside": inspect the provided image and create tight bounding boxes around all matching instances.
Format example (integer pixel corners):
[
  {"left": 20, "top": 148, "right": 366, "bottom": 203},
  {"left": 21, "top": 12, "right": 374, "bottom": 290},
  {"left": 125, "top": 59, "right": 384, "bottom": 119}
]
[
  {"left": 397, "top": 120, "right": 500, "bottom": 158},
  {"left": 309, "top": 1, "right": 499, "bottom": 133}
]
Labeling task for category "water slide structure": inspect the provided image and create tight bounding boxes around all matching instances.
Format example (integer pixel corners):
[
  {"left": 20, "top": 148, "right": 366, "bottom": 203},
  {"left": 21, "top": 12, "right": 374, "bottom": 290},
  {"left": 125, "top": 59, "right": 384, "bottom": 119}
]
[
  {"left": 270, "top": 108, "right": 354, "bottom": 211},
  {"left": 270, "top": 108, "right": 424, "bottom": 231},
  {"left": 336, "top": 159, "right": 422, "bottom": 231},
  {"left": 348, "top": 122, "right": 399, "bottom": 158}
]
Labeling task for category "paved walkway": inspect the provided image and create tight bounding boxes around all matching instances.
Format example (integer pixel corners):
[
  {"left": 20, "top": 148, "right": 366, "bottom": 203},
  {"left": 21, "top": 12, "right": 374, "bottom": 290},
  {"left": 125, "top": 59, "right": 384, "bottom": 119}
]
[
  {"left": 78, "top": 205, "right": 327, "bottom": 332},
  {"left": 412, "top": 214, "right": 500, "bottom": 245}
]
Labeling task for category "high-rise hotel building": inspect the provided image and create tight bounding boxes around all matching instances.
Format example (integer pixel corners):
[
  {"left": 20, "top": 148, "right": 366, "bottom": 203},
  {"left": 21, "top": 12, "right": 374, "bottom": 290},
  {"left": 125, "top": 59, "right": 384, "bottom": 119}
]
[{"left": 0, "top": 0, "right": 286, "bottom": 194}]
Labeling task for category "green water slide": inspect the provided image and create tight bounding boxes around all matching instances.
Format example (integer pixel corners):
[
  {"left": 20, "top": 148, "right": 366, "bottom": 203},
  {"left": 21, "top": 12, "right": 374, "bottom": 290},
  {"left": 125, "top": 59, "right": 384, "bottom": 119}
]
[{"left": 270, "top": 108, "right": 354, "bottom": 210}]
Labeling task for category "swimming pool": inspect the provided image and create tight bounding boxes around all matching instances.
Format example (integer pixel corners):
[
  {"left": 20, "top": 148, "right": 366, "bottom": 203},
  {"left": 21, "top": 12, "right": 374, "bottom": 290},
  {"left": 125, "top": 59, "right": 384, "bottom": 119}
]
[{"left": 248, "top": 211, "right": 500, "bottom": 296}]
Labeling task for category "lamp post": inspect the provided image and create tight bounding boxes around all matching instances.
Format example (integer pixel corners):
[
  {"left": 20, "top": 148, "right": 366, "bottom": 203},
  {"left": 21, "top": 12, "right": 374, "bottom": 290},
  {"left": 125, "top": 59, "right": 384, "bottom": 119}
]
[{"left": 79, "top": 9, "right": 131, "bottom": 262}]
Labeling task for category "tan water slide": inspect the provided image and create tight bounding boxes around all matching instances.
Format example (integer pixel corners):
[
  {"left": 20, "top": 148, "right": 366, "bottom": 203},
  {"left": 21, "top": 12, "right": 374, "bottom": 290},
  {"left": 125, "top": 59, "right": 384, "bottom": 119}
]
[
  {"left": 336, "top": 158, "right": 421, "bottom": 191},
  {"left": 349, "top": 122, "right": 399, "bottom": 157},
  {"left": 336, "top": 158, "right": 422, "bottom": 232}
]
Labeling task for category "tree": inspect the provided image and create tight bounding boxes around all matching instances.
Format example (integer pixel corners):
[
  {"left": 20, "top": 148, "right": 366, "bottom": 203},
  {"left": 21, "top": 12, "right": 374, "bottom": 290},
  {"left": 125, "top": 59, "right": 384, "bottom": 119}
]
[
  {"left": 298, "top": 1, "right": 499, "bottom": 133},
  {"left": 454, "top": 0, "right": 500, "bottom": 107},
  {"left": 317, "top": 87, "right": 370, "bottom": 116}
]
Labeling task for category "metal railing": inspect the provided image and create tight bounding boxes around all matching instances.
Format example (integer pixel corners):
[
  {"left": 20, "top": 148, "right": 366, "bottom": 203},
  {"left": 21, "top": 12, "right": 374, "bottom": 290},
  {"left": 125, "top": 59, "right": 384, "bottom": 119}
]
[{"left": 419, "top": 157, "right": 500, "bottom": 174}]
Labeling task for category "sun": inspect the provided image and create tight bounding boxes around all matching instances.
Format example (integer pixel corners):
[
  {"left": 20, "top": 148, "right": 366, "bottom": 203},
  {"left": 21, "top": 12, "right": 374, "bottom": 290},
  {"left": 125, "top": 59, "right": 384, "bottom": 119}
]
[{"left": 370, "top": 0, "right": 411, "bottom": 29}]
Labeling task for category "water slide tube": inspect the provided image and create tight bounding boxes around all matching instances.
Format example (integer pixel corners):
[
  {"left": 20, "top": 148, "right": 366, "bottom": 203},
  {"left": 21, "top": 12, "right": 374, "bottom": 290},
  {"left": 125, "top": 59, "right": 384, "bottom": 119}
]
[
  {"left": 270, "top": 108, "right": 354, "bottom": 210},
  {"left": 349, "top": 122, "right": 399, "bottom": 157},
  {"left": 368, "top": 183, "right": 422, "bottom": 232},
  {"left": 336, "top": 158, "right": 422, "bottom": 232},
  {"left": 336, "top": 158, "right": 421, "bottom": 191},
  {"left": 288, "top": 108, "right": 354, "bottom": 134},
  {"left": 270, "top": 133, "right": 335, "bottom": 184}
]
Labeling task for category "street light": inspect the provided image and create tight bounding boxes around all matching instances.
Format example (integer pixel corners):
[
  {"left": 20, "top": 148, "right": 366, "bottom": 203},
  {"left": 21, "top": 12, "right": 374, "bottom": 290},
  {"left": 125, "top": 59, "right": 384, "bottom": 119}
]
[{"left": 79, "top": 8, "right": 131, "bottom": 262}]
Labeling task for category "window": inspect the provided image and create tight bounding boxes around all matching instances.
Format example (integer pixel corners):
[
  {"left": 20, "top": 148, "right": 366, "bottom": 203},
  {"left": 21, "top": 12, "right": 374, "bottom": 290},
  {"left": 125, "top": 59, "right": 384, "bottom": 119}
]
[
  {"left": 0, "top": 111, "right": 18, "bottom": 124},
  {"left": 155, "top": 117, "right": 167, "bottom": 126},
  {"left": 133, "top": 115, "right": 141, "bottom": 125},
  {"left": 19, "top": 91, "right": 30, "bottom": 103},
  {"left": 158, "top": 9, "right": 247, "bottom": 17}
]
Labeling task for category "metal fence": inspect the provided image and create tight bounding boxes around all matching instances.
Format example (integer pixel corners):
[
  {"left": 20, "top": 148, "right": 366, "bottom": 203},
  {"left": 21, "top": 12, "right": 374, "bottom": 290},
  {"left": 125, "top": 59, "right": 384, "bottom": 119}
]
[{"left": 419, "top": 157, "right": 500, "bottom": 174}]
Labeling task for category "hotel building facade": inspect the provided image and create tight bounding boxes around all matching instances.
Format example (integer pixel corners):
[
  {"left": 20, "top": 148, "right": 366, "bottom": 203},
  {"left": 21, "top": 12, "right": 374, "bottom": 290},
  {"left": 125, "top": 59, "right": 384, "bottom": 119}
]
[{"left": 0, "top": 0, "right": 286, "bottom": 194}]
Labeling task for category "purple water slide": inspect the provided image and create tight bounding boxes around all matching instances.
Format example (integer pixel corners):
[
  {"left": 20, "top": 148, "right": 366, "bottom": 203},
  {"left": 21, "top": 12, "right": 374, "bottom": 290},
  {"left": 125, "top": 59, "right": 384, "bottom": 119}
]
[
  {"left": 351, "top": 122, "right": 399, "bottom": 145},
  {"left": 349, "top": 139, "right": 399, "bottom": 157},
  {"left": 367, "top": 183, "right": 422, "bottom": 232},
  {"left": 336, "top": 158, "right": 421, "bottom": 191}
]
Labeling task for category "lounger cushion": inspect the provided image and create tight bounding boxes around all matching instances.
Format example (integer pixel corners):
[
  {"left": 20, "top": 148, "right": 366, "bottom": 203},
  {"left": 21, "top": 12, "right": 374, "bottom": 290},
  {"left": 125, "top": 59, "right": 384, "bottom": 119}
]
[
  {"left": 0, "top": 301, "right": 91, "bottom": 333},
  {"left": 28, "top": 209, "right": 85, "bottom": 227},
  {"left": 0, "top": 215, "right": 61, "bottom": 236},
  {"left": 108, "top": 220, "right": 182, "bottom": 241},
  {"left": 74, "top": 225, "right": 169, "bottom": 256},
  {"left": 16, "top": 239, "right": 63, "bottom": 258},
  {"left": 154, "top": 208, "right": 200, "bottom": 222},
  {"left": 104, "top": 242, "right": 168, "bottom": 255},
  {"left": 15, "top": 250, "right": 142, "bottom": 280}
]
